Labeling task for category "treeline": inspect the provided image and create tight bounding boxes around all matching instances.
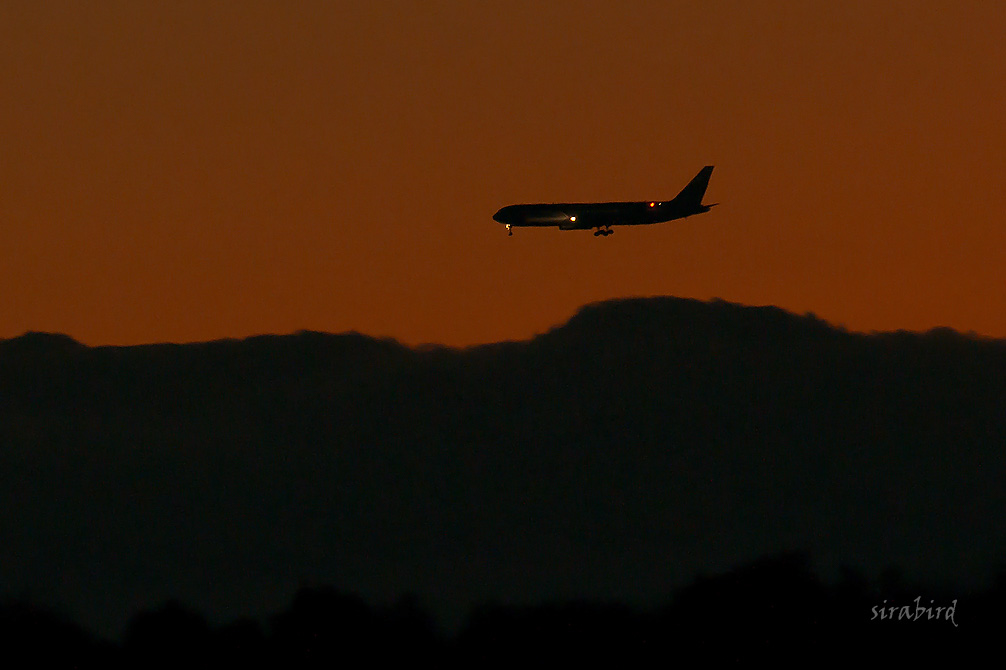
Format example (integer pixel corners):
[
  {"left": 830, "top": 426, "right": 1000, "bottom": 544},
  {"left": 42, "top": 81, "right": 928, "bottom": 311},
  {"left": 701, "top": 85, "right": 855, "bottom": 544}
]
[{"left": 2, "top": 553, "right": 999, "bottom": 668}]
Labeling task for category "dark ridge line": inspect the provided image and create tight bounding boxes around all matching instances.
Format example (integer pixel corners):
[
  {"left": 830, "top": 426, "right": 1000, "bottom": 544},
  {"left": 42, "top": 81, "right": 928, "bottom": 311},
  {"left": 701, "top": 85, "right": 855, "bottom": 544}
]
[{"left": 1, "top": 296, "right": 1002, "bottom": 353}]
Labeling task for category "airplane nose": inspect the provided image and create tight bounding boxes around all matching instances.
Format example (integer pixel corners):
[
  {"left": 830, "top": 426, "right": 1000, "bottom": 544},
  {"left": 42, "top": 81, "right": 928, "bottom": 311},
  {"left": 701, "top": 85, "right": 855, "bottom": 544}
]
[{"left": 493, "top": 208, "right": 506, "bottom": 223}]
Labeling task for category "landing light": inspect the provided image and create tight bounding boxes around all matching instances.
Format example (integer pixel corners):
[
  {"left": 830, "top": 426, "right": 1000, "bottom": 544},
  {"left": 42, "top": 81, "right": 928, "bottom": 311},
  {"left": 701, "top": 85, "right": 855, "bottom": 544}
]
[{"left": 570, "top": 216, "right": 576, "bottom": 222}]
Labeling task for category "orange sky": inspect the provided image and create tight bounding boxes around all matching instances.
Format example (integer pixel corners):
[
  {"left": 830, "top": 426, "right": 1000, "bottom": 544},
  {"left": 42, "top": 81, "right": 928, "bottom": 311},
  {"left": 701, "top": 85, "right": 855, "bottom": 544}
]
[{"left": 2, "top": 1, "right": 1003, "bottom": 346}]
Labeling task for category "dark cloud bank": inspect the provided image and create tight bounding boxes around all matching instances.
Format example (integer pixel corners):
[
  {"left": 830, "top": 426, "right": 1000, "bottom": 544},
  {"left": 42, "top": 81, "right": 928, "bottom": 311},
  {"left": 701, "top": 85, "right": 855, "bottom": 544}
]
[{"left": 2, "top": 297, "right": 1003, "bottom": 662}]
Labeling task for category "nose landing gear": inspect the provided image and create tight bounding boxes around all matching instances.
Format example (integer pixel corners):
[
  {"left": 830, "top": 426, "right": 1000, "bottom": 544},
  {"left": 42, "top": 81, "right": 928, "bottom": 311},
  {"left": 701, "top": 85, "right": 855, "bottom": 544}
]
[{"left": 506, "top": 223, "right": 512, "bottom": 236}]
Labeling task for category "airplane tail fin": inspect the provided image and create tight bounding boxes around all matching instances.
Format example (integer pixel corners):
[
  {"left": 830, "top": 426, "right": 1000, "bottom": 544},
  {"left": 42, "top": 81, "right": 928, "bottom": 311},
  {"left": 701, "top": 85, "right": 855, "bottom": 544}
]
[{"left": 672, "top": 166, "right": 714, "bottom": 208}]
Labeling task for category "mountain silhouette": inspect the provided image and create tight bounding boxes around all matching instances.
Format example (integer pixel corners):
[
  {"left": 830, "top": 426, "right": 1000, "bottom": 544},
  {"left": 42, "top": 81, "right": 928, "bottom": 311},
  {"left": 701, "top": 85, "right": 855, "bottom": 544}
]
[{"left": 2, "top": 296, "right": 1004, "bottom": 638}]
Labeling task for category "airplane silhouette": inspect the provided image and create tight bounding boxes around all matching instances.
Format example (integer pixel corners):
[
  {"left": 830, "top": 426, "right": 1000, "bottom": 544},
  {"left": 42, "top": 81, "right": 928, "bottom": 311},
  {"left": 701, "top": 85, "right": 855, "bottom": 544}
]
[{"left": 493, "top": 166, "right": 716, "bottom": 237}]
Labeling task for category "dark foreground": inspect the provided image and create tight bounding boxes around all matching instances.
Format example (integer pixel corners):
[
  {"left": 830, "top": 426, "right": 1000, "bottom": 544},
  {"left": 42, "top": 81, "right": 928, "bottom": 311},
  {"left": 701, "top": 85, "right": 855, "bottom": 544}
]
[
  {"left": 2, "top": 552, "right": 999, "bottom": 668},
  {"left": 3, "top": 296, "right": 1005, "bottom": 660}
]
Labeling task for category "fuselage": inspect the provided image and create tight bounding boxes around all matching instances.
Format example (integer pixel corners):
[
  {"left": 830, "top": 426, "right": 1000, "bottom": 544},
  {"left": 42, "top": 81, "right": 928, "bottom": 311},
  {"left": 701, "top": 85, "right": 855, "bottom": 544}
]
[{"left": 492, "top": 200, "right": 711, "bottom": 230}]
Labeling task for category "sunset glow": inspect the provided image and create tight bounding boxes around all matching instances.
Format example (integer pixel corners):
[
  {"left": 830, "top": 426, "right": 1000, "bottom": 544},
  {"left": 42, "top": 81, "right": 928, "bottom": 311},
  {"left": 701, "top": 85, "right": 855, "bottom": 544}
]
[{"left": 2, "top": 1, "right": 1003, "bottom": 346}]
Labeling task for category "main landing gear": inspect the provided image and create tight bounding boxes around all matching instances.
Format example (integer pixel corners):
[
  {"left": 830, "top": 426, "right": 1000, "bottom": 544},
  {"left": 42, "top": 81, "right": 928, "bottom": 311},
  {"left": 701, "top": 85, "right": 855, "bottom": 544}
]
[{"left": 593, "top": 226, "right": 613, "bottom": 237}]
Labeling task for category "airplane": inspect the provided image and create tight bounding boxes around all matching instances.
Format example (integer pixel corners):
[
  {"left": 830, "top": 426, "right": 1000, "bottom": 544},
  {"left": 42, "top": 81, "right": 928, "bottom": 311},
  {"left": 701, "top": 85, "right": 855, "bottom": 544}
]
[{"left": 493, "top": 166, "right": 716, "bottom": 237}]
